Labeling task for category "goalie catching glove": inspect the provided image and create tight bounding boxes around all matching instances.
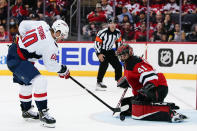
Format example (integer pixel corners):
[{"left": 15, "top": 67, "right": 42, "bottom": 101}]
[
  {"left": 117, "top": 76, "right": 130, "bottom": 88},
  {"left": 58, "top": 65, "right": 70, "bottom": 79}
]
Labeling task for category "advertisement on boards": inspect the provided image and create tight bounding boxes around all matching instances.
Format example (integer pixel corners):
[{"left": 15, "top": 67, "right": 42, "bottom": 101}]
[{"left": 147, "top": 44, "right": 197, "bottom": 74}]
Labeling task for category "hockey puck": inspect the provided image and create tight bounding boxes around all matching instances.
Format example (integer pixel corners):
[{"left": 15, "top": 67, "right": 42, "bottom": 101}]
[{"left": 120, "top": 115, "right": 125, "bottom": 121}]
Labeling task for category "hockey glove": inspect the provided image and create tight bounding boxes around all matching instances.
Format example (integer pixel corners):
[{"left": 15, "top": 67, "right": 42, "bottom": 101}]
[
  {"left": 117, "top": 76, "right": 130, "bottom": 88},
  {"left": 58, "top": 65, "right": 70, "bottom": 79},
  {"left": 137, "top": 83, "right": 156, "bottom": 99}
]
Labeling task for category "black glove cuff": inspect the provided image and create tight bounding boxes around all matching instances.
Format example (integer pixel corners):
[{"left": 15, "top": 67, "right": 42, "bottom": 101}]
[{"left": 57, "top": 65, "right": 67, "bottom": 73}]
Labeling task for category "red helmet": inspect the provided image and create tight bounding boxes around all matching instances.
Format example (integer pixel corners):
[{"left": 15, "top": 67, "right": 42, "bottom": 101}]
[{"left": 116, "top": 44, "right": 133, "bottom": 57}]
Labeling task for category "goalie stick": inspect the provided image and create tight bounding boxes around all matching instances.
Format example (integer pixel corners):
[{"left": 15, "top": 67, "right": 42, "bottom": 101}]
[
  {"left": 69, "top": 76, "right": 128, "bottom": 113},
  {"left": 113, "top": 87, "right": 128, "bottom": 115}
]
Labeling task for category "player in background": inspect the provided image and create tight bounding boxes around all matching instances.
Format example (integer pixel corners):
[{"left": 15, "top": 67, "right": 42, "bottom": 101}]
[
  {"left": 94, "top": 18, "right": 122, "bottom": 91},
  {"left": 7, "top": 19, "right": 70, "bottom": 128},
  {"left": 116, "top": 44, "right": 187, "bottom": 122}
]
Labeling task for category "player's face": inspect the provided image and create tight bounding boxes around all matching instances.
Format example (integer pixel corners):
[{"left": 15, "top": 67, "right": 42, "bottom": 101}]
[
  {"left": 118, "top": 54, "right": 129, "bottom": 63},
  {"left": 54, "top": 31, "right": 63, "bottom": 42},
  {"left": 109, "top": 22, "right": 117, "bottom": 32}
]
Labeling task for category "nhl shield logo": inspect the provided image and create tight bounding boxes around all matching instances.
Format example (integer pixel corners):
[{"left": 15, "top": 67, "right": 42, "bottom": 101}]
[{"left": 158, "top": 49, "right": 173, "bottom": 67}]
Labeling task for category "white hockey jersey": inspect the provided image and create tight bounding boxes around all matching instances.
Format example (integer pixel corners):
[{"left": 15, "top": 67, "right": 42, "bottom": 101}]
[{"left": 17, "top": 20, "right": 61, "bottom": 72}]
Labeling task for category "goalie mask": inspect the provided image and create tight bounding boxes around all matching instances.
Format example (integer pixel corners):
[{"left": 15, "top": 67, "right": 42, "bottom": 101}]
[
  {"left": 116, "top": 44, "right": 133, "bottom": 62},
  {"left": 52, "top": 19, "right": 69, "bottom": 40}
]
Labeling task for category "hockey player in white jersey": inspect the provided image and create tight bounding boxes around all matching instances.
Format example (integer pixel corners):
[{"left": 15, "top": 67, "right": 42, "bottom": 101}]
[{"left": 7, "top": 19, "right": 69, "bottom": 128}]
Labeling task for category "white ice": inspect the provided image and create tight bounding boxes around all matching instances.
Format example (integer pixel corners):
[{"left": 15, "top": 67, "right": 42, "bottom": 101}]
[{"left": 0, "top": 76, "right": 197, "bottom": 131}]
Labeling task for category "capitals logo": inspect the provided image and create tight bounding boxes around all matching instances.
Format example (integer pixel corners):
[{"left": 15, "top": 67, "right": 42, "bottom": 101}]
[{"left": 158, "top": 49, "right": 173, "bottom": 67}]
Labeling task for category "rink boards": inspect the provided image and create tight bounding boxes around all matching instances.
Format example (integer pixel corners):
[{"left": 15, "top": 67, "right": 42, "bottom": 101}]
[{"left": 0, "top": 42, "right": 197, "bottom": 80}]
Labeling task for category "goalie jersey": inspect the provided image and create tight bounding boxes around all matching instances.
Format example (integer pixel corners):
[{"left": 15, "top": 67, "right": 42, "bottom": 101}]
[
  {"left": 124, "top": 56, "right": 167, "bottom": 96},
  {"left": 17, "top": 20, "right": 61, "bottom": 72}
]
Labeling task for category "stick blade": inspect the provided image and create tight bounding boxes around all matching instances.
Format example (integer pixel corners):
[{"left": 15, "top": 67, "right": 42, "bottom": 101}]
[{"left": 113, "top": 105, "right": 129, "bottom": 117}]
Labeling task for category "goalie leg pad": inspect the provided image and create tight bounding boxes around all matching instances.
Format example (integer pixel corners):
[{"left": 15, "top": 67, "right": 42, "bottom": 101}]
[{"left": 131, "top": 101, "right": 173, "bottom": 122}]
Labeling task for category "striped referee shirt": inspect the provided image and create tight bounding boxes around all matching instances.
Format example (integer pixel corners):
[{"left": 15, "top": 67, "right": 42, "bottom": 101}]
[{"left": 94, "top": 27, "right": 122, "bottom": 55}]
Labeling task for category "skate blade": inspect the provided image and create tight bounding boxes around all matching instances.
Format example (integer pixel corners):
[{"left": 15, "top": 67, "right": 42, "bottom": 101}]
[
  {"left": 40, "top": 121, "right": 55, "bottom": 128},
  {"left": 23, "top": 118, "right": 39, "bottom": 122},
  {"left": 95, "top": 87, "right": 106, "bottom": 91}
]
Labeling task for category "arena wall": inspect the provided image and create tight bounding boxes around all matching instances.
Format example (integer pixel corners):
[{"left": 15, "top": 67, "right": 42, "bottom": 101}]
[{"left": 0, "top": 42, "right": 197, "bottom": 80}]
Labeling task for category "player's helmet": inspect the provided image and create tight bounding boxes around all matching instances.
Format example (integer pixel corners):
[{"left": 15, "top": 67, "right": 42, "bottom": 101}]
[
  {"left": 116, "top": 44, "right": 133, "bottom": 57},
  {"left": 52, "top": 19, "right": 69, "bottom": 39}
]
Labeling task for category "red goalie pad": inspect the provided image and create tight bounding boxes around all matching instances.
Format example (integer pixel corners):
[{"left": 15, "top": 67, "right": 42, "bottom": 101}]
[{"left": 132, "top": 101, "right": 172, "bottom": 122}]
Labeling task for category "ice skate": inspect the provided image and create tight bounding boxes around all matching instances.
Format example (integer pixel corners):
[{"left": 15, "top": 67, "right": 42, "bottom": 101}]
[
  {"left": 96, "top": 82, "right": 107, "bottom": 91},
  {"left": 171, "top": 111, "right": 188, "bottom": 122},
  {"left": 39, "top": 109, "right": 56, "bottom": 128},
  {"left": 21, "top": 105, "right": 39, "bottom": 120}
]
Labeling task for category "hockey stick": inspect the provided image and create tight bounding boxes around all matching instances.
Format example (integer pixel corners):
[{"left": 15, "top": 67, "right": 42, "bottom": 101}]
[
  {"left": 69, "top": 76, "right": 122, "bottom": 113},
  {"left": 112, "top": 87, "right": 128, "bottom": 115}
]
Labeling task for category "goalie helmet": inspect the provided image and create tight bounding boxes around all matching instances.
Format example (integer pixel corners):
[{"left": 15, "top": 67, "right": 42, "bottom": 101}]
[
  {"left": 52, "top": 19, "right": 69, "bottom": 39},
  {"left": 116, "top": 44, "right": 133, "bottom": 57}
]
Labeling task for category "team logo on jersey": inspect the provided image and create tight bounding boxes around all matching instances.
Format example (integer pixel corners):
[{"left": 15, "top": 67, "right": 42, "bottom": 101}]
[{"left": 158, "top": 48, "right": 173, "bottom": 67}]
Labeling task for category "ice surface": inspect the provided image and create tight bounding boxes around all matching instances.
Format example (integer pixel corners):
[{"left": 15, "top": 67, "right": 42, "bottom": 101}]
[{"left": 0, "top": 76, "right": 196, "bottom": 131}]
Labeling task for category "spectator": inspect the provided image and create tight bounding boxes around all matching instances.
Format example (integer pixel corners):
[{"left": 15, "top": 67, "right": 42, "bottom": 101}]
[
  {"left": 120, "top": 22, "right": 135, "bottom": 41},
  {"left": 163, "top": 0, "right": 179, "bottom": 15},
  {"left": 186, "top": 24, "right": 197, "bottom": 42},
  {"left": 101, "top": 0, "right": 113, "bottom": 19},
  {"left": 117, "top": 6, "right": 133, "bottom": 24},
  {"left": 163, "top": 14, "right": 174, "bottom": 38},
  {"left": 0, "top": 25, "right": 12, "bottom": 41},
  {"left": 28, "top": 12, "right": 40, "bottom": 20},
  {"left": 161, "top": 33, "right": 168, "bottom": 42},
  {"left": 55, "top": 0, "right": 71, "bottom": 18},
  {"left": 46, "top": 0, "right": 61, "bottom": 21},
  {"left": 11, "top": 0, "right": 29, "bottom": 24},
  {"left": 9, "top": 18, "right": 18, "bottom": 38},
  {"left": 82, "top": 22, "right": 99, "bottom": 41},
  {"left": 134, "top": 22, "right": 148, "bottom": 42},
  {"left": 124, "top": 0, "right": 140, "bottom": 17},
  {"left": 151, "top": 11, "right": 163, "bottom": 31},
  {"left": 182, "top": 0, "right": 197, "bottom": 16},
  {"left": 151, "top": 22, "right": 165, "bottom": 42},
  {"left": 139, "top": 0, "right": 147, "bottom": 14},
  {"left": 117, "top": 15, "right": 131, "bottom": 30},
  {"left": 168, "top": 23, "right": 185, "bottom": 42},
  {"left": 150, "top": 0, "right": 165, "bottom": 14},
  {"left": 109, "top": 0, "right": 130, "bottom": 15},
  {"left": 35, "top": 0, "right": 44, "bottom": 19},
  {"left": 0, "top": 0, "right": 7, "bottom": 26},
  {"left": 87, "top": 3, "right": 106, "bottom": 24},
  {"left": 134, "top": 11, "right": 146, "bottom": 31},
  {"left": 182, "top": 0, "right": 197, "bottom": 30}
]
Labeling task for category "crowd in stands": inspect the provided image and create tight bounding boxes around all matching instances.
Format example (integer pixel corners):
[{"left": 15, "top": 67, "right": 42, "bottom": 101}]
[
  {"left": 0, "top": 0, "right": 197, "bottom": 42},
  {"left": 82, "top": 0, "right": 197, "bottom": 42},
  {"left": 0, "top": 0, "right": 73, "bottom": 41}
]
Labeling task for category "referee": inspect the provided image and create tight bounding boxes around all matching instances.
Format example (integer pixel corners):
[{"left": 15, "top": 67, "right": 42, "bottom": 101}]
[{"left": 94, "top": 18, "right": 122, "bottom": 90}]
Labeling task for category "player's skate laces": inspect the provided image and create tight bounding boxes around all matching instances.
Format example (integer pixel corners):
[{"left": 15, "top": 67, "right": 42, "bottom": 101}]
[
  {"left": 96, "top": 82, "right": 107, "bottom": 91},
  {"left": 39, "top": 108, "right": 56, "bottom": 128},
  {"left": 171, "top": 111, "right": 188, "bottom": 122},
  {"left": 21, "top": 105, "right": 39, "bottom": 120}
]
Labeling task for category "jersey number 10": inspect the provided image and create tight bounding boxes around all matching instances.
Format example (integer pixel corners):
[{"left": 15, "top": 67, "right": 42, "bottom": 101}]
[{"left": 22, "top": 29, "right": 38, "bottom": 47}]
